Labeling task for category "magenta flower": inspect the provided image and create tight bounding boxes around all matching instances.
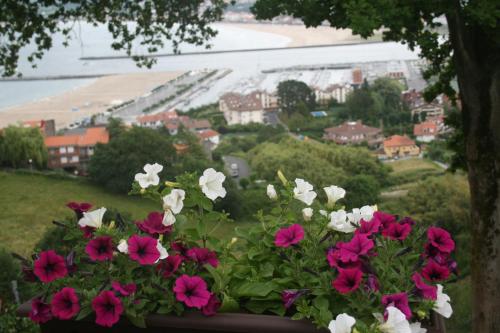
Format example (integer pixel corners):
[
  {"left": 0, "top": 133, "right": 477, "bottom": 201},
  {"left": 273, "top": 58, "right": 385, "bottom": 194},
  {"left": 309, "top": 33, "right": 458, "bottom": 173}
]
[
  {"left": 92, "top": 290, "right": 124, "bottom": 327},
  {"left": 274, "top": 224, "right": 305, "bottom": 248},
  {"left": 326, "top": 247, "right": 362, "bottom": 270},
  {"left": 187, "top": 247, "right": 219, "bottom": 268},
  {"left": 332, "top": 268, "right": 363, "bottom": 294},
  {"left": 29, "top": 298, "right": 52, "bottom": 323},
  {"left": 136, "top": 212, "right": 173, "bottom": 236},
  {"left": 171, "top": 241, "right": 189, "bottom": 258},
  {"left": 201, "top": 293, "right": 222, "bottom": 316},
  {"left": 412, "top": 273, "right": 437, "bottom": 300},
  {"left": 128, "top": 235, "right": 160, "bottom": 265},
  {"left": 421, "top": 260, "right": 450, "bottom": 281},
  {"left": 67, "top": 201, "right": 92, "bottom": 219},
  {"left": 173, "top": 275, "right": 211, "bottom": 309},
  {"left": 382, "top": 222, "right": 412, "bottom": 241},
  {"left": 112, "top": 281, "right": 137, "bottom": 297},
  {"left": 281, "top": 289, "right": 308, "bottom": 309},
  {"left": 51, "top": 287, "right": 80, "bottom": 320},
  {"left": 80, "top": 226, "right": 96, "bottom": 239},
  {"left": 33, "top": 250, "right": 68, "bottom": 283},
  {"left": 157, "top": 255, "right": 183, "bottom": 278},
  {"left": 22, "top": 266, "right": 37, "bottom": 282},
  {"left": 427, "top": 227, "right": 455, "bottom": 254},
  {"left": 355, "top": 217, "right": 381, "bottom": 236},
  {"left": 339, "top": 234, "right": 374, "bottom": 263},
  {"left": 85, "top": 236, "right": 114, "bottom": 262},
  {"left": 373, "top": 211, "right": 396, "bottom": 230},
  {"left": 399, "top": 217, "right": 415, "bottom": 226},
  {"left": 382, "top": 292, "right": 412, "bottom": 319}
]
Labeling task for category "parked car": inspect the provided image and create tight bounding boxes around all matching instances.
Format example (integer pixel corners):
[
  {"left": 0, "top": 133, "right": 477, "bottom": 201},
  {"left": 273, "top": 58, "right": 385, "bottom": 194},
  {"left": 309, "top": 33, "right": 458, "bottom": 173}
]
[{"left": 230, "top": 163, "right": 239, "bottom": 177}]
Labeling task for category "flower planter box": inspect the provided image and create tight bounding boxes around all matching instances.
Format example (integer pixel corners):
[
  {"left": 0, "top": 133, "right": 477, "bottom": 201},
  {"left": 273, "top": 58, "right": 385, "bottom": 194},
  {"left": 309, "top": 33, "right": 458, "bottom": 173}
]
[{"left": 17, "top": 301, "right": 446, "bottom": 333}]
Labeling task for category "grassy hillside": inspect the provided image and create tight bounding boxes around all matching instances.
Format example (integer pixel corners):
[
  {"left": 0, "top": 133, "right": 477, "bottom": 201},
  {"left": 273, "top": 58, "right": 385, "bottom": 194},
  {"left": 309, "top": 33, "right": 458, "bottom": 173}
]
[{"left": 0, "top": 171, "right": 159, "bottom": 256}]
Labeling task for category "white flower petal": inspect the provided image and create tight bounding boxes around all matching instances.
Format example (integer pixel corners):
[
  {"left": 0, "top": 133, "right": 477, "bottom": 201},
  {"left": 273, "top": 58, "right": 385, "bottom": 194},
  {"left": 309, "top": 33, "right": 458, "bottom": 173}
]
[
  {"left": 134, "top": 163, "right": 163, "bottom": 188},
  {"left": 267, "top": 184, "right": 278, "bottom": 200},
  {"left": 380, "top": 307, "right": 411, "bottom": 333},
  {"left": 293, "top": 178, "right": 317, "bottom": 206},
  {"left": 162, "top": 189, "right": 185, "bottom": 215},
  {"left": 410, "top": 322, "right": 427, "bottom": 333},
  {"left": 155, "top": 241, "right": 169, "bottom": 263},
  {"left": 78, "top": 207, "right": 106, "bottom": 229},
  {"left": 328, "top": 210, "right": 356, "bottom": 233},
  {"left": 162, "top": 209, "right": 176, "bottom": 226},
  {"left": 328, "top": 313, "right": 356, "bottom": 333},
  {"left": 324, "top": 185, "right": 346, "bottom": 206},
  {"left": 433, "top": 285, "right": 453, "bottom": 318},
  {"left": 199, "top": 168, "right": 227, "bottom": 201},
  {"left": 302, "top": 207, "right": 313, "bottom": 221},
  {"left": 117, "top": 239, "right": 128, "bottom": 254}
]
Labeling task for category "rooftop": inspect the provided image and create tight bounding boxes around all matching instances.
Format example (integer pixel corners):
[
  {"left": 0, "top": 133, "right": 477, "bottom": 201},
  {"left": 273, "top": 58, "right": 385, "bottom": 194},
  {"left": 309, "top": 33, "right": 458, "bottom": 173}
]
[
  {"left": 383, "top": 135, "right": 416, "bottom": 148},
  {"left": 324, "top": 121, "right": 381, "bottom": 136},
  {"left": 220, "top": 91, "right": 266, "bottom": 112},
  {"left": 413, "top": 121, "right": 438, "bottom": 136},
  {"left": 45, "top": 127, "right": 109, "bottom": 147}
]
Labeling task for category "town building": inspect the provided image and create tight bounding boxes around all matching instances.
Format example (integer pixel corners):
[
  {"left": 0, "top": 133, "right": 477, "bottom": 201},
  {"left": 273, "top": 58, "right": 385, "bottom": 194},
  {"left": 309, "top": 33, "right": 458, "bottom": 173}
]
[
  {"left": 402, "top": 89, "right": 425, "bottom": 109},
  {"left": 383, "top": 135, "right": 420, "bottom": 158},
  {"left": 351, "top": 68, "right": 363, "bottom": 88},
  {"left": 410, "top": 102, "right": 445, "bottom": 121},
  {"left": 44, "top": 127, "right": 109, "bottom": 175},
  {"left": 197, "top": 129, "right": 220, "bottom": 150},
  {"left": 413, "top": 121, "right": 438, "bottom": 142},
  {"left": 137, "top": 110, "right": 179, "bottom": 129},
  {"left": 136, "top": 110, "right": 211, "bottom": 136},
  {"left": 21, "top": 119, "right": 56, "bottom": 137},
  {"left": 218, "top": 91, "right": 279, "bottom": 125},
  {"left": 314, "top": 84, "right": 353, "bottom": 104},
  {"left": 323, "top": 121, "right": 383, "bottom": 147}
]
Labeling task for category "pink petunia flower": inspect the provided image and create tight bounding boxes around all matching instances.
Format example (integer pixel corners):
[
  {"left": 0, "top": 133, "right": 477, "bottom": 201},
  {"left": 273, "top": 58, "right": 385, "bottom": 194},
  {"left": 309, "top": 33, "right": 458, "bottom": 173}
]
[
  {"left": 339, "top": 234, "right": 374, "bottom": 263},
  {"left": 281, "top": 289, "right": 308, "bottom": 309},
  {"left": 412, "top": 273, "right": 437, "bottom": 300},
  {"left": 365, "top": 274, "right": 380, "bottom": 292},
  {"left": 355, "top": 217, "right": 381, "bottom": 236},
  {"left": 67, "top": 202, "right": 93, "bottom": 219},
  {"left": 201, "top": 293, "right": 222, "bottom": 316},
  {"left": 22, "top": 266, "right": 37, "bottom": 282},
  {"left": 427, "top": 227, "right": 455, "bottom": 254},
  {"left": 136, "top": 212, "right": 173, "bottom": 237},
  {"left": 128, "top": 235, "right": 160, "bottom": 265},
  {"left": 382, "top": 222, "right": 412, "bottom": 241},
  {"left": 171, "top": 241, "right": 190, "bottom": 258},
  {"left": 332, "top": 268, "right": 363, "bottom": 294},
  {"left": 187, "top": 247, "right": 219, "bottom": 268},
  {"left": 274, "top": 224, "right": 305, "bottom": 248},
  {"left": 373, "top": 211, "right": 396, "bottom": 230},
  {"left": 92, "top": 290, "right": 124, "bottom": 327},
  {"left": 112, "top": 281, "right": 137, "bottom": 296},
  {"left": 421, "top": 260, "right": 450, "bottom": 281},
  {"left": 326, "top": 247, "right": 362, "bottom": 270},
  {"left": 29, "top": 298, "right": 52, "bottom": 323},
  {"left": 51, "top": 287, "right": 80, "bottom": 320},
  {"left": 173, "top": 275, "right": 211, "bottom": 309},
  {"left": 382, "top": 292, "right": 412, "bottom": 320},
  {"left": 157, "top": 254, "right": 183, "bottom": 278},
  {"left": 399, "top": 217, "right": 415, "bottom": 226},
  {"left": 33, "top": 250, "right": 68, "bottom": 283},
  {"left": 80, "top": 226, "right": 96, "bottom": 239},
  {"left": 85, "top": 236, "right": 114, "bottom": 262}
]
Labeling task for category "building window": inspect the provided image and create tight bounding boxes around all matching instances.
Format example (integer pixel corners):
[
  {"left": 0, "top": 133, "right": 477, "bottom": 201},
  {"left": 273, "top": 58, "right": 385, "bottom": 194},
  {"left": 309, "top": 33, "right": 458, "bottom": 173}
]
[
  {"left": 59, "top": 147, "right": 67, "bottom": 154},
  {"left": 67, "top": 146, "right": 74, "bottom": 153},
  {"left": 61, "top": 157, "right": 68, "bottom": 164},
  {"left": 71, "top": 156, "right": 79, "bottom": 163}
]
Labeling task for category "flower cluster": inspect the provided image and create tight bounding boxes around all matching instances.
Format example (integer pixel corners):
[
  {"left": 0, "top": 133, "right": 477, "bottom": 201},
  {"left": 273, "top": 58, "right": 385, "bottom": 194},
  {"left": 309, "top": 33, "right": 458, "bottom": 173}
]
[
  {"left": 27, "top": 166, "right": 228, "bottom": 327},
  {"left": 228, "top": 172, "right": 456, "bottom": 332}
]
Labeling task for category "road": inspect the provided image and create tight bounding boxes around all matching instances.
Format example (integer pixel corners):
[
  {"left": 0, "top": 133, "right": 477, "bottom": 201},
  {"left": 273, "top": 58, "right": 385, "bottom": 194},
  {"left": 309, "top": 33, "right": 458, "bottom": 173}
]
[{"left": 222, "top": 155, "right": 251, "bottom": 186}]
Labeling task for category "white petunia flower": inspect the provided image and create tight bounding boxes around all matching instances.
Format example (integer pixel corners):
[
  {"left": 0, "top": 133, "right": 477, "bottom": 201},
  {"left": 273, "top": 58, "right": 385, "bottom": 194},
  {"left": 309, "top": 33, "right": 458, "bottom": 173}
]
[
  {"left": 155, "top": 241, "right": 169, "bottom": 263},
  {"left": 199, "top": 168, "right": 227, "bottom": 201},
  {"left": 319, "top": 210, "right": 328, "bottom": 217},
  {"left": 379, "top": 307, "right": 411, "bottom": 333},
  {"left": 324, "top": 185, "right": 346, "bottom": 207},
  {"left": 293, "top": 178, "right": 317, "bottom": 206},
  {"left": 134, "top": 163, "right": 163, "bottom": 189},
  {"left": 162, "top": 189, "right": 185, "bottom": 215},
  {"left": 117, "top": 239, "right": 128, "bottom": 254},
  {"left": 433, "top": 284, "right": 453, "bottom": 318},
  {"left": 162, "top": 209, "right": 176, "bottom": 227},
  {"left": 328, "top": 210, "right": 356, "bottom": 233},
  {"left": 410, "top": 322, "right": 427, "bottom": 333},
  {"left": 267, "top": 184, "right": 278, "bottom": 200},
  {"left": 302, "top": 207, "right": 313, "bottom": 221},
  {"left": 347, "top": 205, "right": 375, "bottom": 226},
  {"left": 328, "top": 313, "right": 356, "bottom": 333},
  {"left": 78, "top": 207, "right": 106, "bottom": 229}
]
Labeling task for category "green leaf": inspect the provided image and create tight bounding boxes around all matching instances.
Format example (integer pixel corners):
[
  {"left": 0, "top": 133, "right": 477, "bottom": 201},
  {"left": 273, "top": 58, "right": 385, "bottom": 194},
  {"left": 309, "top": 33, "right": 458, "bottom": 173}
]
[
  {"left": 235, "top": 281, "right": 278, "bottom": 297},
  {"left": 75, "top": 305, "right": 93, "bottom": 321},
  {"left": 126, "top": 313, "right": 146, "bottom": 328},
  {"left": 219, "top": 294, "right": 240, "bottom": 313}
]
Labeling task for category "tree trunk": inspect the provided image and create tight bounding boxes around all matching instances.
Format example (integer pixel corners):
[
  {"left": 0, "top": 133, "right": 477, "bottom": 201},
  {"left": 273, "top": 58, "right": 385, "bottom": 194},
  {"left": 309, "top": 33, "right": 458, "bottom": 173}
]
[{"left": 446, "top": 8, "right": 500, "bottom": 333}]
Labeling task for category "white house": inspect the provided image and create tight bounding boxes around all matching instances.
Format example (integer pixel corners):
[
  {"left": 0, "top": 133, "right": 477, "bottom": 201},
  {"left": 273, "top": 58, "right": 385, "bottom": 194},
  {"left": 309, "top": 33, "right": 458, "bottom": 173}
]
[
  {"left": 314, "top": 84, "right": 352, "bottom": 104},
  {"left": 219, "top": 91, "right": 279, "bottom": 125}
]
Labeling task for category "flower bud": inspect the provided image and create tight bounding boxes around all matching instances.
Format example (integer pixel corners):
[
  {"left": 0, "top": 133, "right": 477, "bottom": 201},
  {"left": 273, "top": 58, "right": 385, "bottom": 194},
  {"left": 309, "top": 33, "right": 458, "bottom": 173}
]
[
  {"left": 230, "top": 237, "right": 238, "bottom": 245},
  {"left": 108, "top": 221, "right": 115, "bottom": 229},
  {"left": 164, "top": 181, "right": 180, "bottom": 187},
  {"left": 417, "top": 310, "right": 427, "bottom": 320},
  {"left": 302, "top": 207, "right": 313, "bottom": 221},
  {"left": 277, "top": 170, "right": 288, "bottom": 186},
  {"left": 267, "top": 184, "right": 278, "bottom": 200}
]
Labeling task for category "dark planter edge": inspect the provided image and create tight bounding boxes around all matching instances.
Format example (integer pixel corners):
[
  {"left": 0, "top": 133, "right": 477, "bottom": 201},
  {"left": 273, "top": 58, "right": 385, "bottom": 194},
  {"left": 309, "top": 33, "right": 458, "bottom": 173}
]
[{"left": 17, "top": 301, "right": 446, "bottom": 333}]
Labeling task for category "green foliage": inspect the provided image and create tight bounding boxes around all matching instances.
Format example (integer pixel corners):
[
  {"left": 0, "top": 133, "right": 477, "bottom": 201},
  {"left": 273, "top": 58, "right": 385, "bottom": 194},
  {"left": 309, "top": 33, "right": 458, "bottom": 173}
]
[
  {"left": 89, "top": 126, "right": 176, "bottom": 193},
  {"left": 0, "top": 303, "right": 39, "bottom": 333},
  {"left": 343, "top": 175, "right": 380, "bottom": 207},
  {"left": 0, "top": 125, "right": 47, "bottom": 169},
  {"left": 248, "top": 136, "right": 390, "bottom": 190},
  {"left": 0, "top": 249, "right": 34, "bottom": 305},
  {"left": 424, "top": 140, "right": 453, "bottom": 164},
  {"left": 444, "top": 107, "right": 467, "bottom": 171},
  {"left": 184, "top": 103, "right": 227, "bottom": 129},
  {"left": 106, "top": 117, "right": 126, "bottom": 139},
  {"left": 0, "top": 1, "right": 226, "bottom": 76},
  {"left": 277, "top": 80, "right": 316, "bottom": 116}
]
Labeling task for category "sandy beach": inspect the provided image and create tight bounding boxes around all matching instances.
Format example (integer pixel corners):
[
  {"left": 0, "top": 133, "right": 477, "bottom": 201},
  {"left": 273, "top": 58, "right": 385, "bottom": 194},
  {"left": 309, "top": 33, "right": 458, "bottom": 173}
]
[
  {"left": 0, "top": 71, "right": 183, "bottom": 129},
  {"left": 222, "top": 23, "right": 382, "bottom": 47}
]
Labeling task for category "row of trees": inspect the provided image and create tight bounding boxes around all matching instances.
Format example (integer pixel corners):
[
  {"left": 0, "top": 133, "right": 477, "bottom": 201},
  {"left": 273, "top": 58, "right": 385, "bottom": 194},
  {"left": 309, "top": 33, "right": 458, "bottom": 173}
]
[{"left": 0, "top": 126, "right": 47, "bottom": 169}]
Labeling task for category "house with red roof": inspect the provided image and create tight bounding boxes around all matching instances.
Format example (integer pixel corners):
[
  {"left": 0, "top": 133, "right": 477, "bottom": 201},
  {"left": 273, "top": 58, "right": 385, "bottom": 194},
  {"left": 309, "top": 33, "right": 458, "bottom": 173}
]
[
  {"left": 197, "top": 129, "right": 220, "bottom": 150},
  {"left": 383, "top": 135, "right": 420, "bottom": 158},
  {"left": 21, "top": 119, "right": 56, "bottom": 137},
  {"left": 324, "top": 121, "right": 383, "bottom": 147},
  {"left": 44, "top": 127, "right": 109, "bottom": 174}
]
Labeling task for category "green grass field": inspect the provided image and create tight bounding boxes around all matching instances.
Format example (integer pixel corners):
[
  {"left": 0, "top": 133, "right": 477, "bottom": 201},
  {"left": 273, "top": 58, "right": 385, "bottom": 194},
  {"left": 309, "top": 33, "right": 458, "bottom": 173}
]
[{"left": 0, "top": 171, "right": 248, "bottom": 256}]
